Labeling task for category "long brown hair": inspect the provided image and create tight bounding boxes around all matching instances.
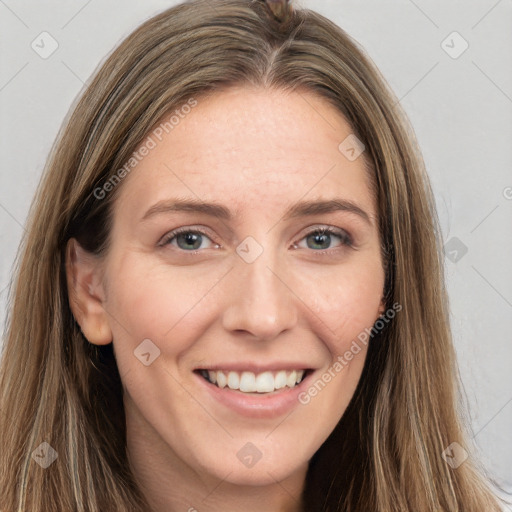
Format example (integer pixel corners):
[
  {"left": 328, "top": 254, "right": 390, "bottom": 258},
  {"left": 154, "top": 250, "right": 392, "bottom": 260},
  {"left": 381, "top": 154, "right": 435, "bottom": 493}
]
[{"left": 0, "top": 0, "right": 506, "bottom": 510}]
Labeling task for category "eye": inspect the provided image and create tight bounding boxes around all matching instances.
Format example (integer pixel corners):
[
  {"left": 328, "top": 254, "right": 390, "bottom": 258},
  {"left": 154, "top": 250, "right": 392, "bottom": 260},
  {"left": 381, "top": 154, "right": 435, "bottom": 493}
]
[
  {"left": 159, "top": 225, "right": 353, "bottom": 254},
  {"left": 292, "top": 226, "right": 353, "bottom": 252},
  {"left": 159, "top": 227, "right": 219, "bottom": 251}
]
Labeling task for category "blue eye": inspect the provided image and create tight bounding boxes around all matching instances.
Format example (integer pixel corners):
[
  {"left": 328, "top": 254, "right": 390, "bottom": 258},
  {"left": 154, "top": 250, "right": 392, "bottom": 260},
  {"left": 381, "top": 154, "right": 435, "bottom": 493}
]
[
  {"left": 160, "top": 226, "right": 353, "bottom": 253},
  {"left": 295, "top": 227, "right": 353, "bottom": 252},
  {"left": 160, "top": 228, "right": 217, "bottom": 251}
]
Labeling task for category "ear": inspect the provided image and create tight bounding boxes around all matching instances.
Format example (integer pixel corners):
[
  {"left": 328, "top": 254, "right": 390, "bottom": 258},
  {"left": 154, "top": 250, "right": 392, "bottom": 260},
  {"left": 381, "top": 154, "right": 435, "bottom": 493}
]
[{"left": 65, "top": 238, "right": 112, "bottom": 345}]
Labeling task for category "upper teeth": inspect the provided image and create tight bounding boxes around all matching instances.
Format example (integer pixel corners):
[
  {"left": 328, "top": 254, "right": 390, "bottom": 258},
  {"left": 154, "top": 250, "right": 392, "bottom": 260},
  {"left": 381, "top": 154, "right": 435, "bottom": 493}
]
[{"left": 201, "top": 370, "right": 306, "bottom": 393}]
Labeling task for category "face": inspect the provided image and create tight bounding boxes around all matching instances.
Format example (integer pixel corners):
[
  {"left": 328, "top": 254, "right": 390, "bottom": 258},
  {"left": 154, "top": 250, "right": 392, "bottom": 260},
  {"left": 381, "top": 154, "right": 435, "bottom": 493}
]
[{"left": 69, "top": 86, "right": 385, "bottom": 491}]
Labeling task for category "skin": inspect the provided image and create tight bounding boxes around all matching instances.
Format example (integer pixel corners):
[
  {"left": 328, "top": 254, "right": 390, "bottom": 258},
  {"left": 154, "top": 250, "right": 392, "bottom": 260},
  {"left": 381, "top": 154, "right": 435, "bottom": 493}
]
[{"left": 66, "top": 86, "right": 386, "bottom": 512}]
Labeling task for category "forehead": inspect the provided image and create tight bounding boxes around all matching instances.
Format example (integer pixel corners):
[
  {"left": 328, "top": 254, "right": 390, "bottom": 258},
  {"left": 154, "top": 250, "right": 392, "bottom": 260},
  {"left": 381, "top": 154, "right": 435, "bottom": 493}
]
[{"left": 113, "top": 86, "right": 375, "bottom": 221}]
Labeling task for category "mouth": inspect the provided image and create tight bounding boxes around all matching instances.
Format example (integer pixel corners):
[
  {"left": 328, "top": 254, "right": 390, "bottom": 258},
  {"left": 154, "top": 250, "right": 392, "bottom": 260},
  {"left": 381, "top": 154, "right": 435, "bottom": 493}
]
[{"left": 194, "top": 368, "right": 313, "bottom": 395}]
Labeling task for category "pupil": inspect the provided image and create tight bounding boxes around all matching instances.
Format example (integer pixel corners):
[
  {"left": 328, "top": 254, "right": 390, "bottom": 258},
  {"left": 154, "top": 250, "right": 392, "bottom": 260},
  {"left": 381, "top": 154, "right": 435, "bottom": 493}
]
[
  {"left": 309, "top": 233, "right": 330, "bottom": 250},
  {"left": 178, "top": 233, "right": 201, "bottom": 250}
]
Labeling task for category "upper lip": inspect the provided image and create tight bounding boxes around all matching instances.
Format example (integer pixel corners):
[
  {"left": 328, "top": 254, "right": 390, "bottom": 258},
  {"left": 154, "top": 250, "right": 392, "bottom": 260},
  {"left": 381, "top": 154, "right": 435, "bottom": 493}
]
[{"left": 194, "top": 362, "right": 315, "bottom": 373}]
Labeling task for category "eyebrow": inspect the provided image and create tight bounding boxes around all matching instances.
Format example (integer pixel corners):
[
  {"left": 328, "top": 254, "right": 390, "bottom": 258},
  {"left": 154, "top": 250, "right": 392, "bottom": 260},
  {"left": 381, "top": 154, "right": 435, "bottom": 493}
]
[{"left": 141, "top": 197, "right": 372, "bottom": 225}]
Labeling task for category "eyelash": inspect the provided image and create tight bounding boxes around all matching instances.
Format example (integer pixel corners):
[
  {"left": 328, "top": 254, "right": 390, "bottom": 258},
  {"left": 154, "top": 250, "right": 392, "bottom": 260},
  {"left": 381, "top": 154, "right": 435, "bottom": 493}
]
[{"left": 159, "top": 225, "right": 354, "bottom": 255}]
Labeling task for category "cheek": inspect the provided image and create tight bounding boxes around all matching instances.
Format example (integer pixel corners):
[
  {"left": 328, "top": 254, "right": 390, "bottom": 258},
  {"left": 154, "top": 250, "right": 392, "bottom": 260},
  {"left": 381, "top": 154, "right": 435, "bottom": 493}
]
[
  {"left": 293, "top": 266, "right": 382, "bottom": 418},
  {"left": 293, "top": 259, "right": 385, "bottom": 344},
  {"left": 104, "top": 256, "right": 226, "bottom": 361}
]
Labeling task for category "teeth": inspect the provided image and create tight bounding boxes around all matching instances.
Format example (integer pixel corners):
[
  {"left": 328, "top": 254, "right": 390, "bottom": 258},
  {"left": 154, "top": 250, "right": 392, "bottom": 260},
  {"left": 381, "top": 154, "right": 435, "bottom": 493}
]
[
  {"left": 201, "top": 369, "right": 306, "bottom": 393},
  {"left": 286, "top": 370, "right": 297, "bottom": 388},
  {"left": 227, "top": 371, "right": 240, "bottom": 390},
  {"left": 274, "top": 371, "right": 287, "bottom": 390},
  {"left": 216, "top": 371, "right": 227, "bottom": 388},
  {"left": 239, "top": 371, "right": 256, "bottom": 392},
  {"left": 255, "top": 371, "right": 274, "bottom": 393}
]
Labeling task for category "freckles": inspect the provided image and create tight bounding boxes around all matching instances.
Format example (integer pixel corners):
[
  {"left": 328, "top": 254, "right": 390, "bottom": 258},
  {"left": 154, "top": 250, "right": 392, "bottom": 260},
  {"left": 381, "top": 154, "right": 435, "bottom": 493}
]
[
  {"left": 296, "top": 273, "right": 373, "bottom": 334},
  {"left": 309, "top": 282, "right": 380, "bottom": 346}
]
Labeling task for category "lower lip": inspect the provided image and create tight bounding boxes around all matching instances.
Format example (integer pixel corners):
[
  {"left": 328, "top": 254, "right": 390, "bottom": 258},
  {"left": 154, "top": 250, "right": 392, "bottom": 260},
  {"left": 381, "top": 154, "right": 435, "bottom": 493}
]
[{"left": 194, "top": 371, "right": 313, "bottom": 419}]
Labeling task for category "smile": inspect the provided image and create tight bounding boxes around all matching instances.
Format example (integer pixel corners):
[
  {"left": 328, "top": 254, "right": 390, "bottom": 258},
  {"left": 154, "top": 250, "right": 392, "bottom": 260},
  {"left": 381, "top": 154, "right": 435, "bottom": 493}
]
[{"left": 198, "top": 369, "right": 308, "bottom": 394}]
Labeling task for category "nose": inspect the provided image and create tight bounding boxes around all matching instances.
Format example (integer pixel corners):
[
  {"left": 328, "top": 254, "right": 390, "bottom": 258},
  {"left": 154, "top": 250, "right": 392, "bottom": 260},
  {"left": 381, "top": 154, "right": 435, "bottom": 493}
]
[{"left": 221, "top": 250, "right": 298, "bottom": 340}]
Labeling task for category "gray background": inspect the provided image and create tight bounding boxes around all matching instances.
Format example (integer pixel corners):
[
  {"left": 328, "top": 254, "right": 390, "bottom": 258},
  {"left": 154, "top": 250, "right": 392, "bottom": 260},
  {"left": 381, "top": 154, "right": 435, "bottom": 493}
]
[{"left": 0, "top": 0, "right": 511, "bottom": 499}]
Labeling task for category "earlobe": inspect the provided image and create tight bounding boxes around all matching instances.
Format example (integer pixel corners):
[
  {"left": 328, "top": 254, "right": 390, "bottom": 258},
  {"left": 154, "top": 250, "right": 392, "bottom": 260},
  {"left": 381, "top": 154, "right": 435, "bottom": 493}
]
[{"left": 65, "top": 238, "right": 113, "bottom": 345}]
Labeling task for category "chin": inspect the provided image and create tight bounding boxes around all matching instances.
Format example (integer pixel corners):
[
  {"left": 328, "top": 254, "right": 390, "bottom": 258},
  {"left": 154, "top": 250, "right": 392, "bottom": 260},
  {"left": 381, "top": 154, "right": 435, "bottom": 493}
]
[{"left": 197, "top": 448, "right": 307, "bottom": 487}]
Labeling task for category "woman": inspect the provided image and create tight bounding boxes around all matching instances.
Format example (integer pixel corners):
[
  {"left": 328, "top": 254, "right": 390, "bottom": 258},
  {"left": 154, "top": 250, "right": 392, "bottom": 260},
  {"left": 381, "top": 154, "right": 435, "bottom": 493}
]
[{"left": 0, "top": 0, "right": 506, "bottom": 510}]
